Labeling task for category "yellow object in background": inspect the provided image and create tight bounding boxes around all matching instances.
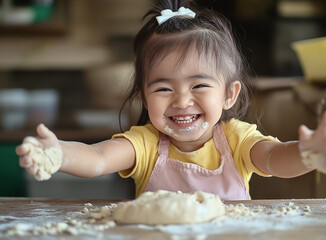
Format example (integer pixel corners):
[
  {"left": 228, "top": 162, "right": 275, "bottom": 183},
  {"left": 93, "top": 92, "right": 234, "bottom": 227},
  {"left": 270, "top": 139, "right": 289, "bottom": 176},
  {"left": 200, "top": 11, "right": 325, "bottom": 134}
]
[{"left": 292, "top": 37, "right": 326, "bottom": 83}]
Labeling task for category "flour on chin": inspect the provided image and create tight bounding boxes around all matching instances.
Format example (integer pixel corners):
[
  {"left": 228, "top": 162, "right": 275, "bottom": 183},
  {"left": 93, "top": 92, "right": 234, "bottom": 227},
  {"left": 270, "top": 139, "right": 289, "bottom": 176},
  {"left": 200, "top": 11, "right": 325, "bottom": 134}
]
[{"left": 112, "top": 190, "right": 225, "bottom": 225}]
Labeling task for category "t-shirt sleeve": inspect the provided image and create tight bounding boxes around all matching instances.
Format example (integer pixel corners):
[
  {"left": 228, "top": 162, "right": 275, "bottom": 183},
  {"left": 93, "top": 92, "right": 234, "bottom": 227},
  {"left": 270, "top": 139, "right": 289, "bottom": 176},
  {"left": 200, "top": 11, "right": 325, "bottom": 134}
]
[
  {"left": 111, "top": 125, "right": 159, "bottom": 196},
  {"left": 112, "top": 129, "right": 143, "bottom": 178}
]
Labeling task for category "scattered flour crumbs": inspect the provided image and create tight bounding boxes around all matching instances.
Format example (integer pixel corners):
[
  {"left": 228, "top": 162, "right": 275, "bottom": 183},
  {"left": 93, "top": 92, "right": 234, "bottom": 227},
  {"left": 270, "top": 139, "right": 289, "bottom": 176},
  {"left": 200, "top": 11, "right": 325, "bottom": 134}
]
[{"left": 3, "top": 201, "right": 313, "bottom": 237}]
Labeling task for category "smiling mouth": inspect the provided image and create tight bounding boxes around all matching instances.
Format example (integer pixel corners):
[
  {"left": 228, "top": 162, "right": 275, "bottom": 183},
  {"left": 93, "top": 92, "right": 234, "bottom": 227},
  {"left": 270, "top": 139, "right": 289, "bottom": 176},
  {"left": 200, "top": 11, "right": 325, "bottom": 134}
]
[{"left": 170, "top": 114, "right": 200, "bottom": 124}]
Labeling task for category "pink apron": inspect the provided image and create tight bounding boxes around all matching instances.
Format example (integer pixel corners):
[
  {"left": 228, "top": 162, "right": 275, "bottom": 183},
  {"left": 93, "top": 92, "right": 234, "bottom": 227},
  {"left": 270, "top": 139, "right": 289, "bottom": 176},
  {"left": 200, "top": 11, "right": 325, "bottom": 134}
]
[{"left": 145, "top": 124, "right": 250, "bottom": 200}]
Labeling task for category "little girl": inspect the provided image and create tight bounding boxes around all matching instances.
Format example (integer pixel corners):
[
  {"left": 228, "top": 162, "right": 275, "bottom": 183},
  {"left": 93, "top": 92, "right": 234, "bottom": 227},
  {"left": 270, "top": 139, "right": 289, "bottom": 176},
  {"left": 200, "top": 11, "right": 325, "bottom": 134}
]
[{"left": 16, "top": 0, "right": 326, "bottom": 200}]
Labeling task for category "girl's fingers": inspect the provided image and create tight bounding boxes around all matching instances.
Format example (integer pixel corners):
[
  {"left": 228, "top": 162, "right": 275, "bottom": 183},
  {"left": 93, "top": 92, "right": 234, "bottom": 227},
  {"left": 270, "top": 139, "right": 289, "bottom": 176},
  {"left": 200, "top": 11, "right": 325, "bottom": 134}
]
[
  {"left": 298, "top": 125, "right": 314, "bottom": 151},
  {"left": 19, "top": 156, "right": 32, "bottom": 168},
  {"left": 26, "top": 164, "right": 38, "bottom": 176},
  {"left": 23, "top": 136, "right": 39, "bottom": 146},
  {"left": 36, "top": 123, "right": 54, "bottom": 139},
  {"left": 15, "top": 143, "right": 31, "bottom": 156},
  {"left": 298, "top": 125, "right": 313, "bottom": 141}
]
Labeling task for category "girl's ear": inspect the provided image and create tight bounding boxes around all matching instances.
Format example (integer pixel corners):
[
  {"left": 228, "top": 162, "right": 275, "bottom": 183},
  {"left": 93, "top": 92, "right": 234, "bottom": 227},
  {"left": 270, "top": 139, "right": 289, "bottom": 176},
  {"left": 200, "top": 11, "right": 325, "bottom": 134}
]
[
  {"left": 223, "top": 81, "right": 241, "bottom": 110},
  {"left": 138, "top": 91, "right": 148, "bottom": 109}
]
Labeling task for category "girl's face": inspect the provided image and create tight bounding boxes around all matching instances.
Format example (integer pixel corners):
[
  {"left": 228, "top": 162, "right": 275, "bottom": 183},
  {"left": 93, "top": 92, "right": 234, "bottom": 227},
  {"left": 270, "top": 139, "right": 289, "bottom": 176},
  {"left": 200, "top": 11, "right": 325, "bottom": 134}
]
[{"left": 143, "top": 48, "right": 239, "bottom": 152}]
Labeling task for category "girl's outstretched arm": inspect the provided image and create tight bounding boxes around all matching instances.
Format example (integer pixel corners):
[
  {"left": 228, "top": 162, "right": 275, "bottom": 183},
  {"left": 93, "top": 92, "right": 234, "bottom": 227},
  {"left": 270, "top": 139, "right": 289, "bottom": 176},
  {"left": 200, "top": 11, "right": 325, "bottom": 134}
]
[
  {"left": 251, "top": 112, "right": 326, "bottom": 177},
  {"left": 16, "top": 124, "right": 136, "bottom": 179},
  {"left": 251, "top": 140, "right": 311, "bottom": 178},
  {"left": 59, "top": 137, "right": 136, "bottom": 178}
]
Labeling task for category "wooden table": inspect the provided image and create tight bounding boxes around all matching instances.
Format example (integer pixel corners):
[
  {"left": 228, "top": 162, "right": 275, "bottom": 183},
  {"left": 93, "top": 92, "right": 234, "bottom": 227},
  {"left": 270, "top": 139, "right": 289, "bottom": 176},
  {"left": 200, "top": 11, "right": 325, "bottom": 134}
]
[{"left": 0, "top": 198, "right": 326, "bottom": 239}]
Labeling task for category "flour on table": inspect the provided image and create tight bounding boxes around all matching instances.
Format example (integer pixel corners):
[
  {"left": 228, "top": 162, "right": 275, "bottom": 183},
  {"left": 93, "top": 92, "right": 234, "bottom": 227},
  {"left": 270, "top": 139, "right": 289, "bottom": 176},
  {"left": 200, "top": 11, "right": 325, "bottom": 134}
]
[
  {"left": 4, "top": 196, "right": 314, "bottom": 237},
  {"left": 112, "top": 190, "right": 225, "bottom": 225},
  {"left": 301, "top": 150, "right": 326, "bottom": 174},
  {"left": 223, "top": 201, "right": 310, "bottom": 218},
  {"left": 6, "top": 203, "right": 117, "bottom": 236},
  {"left": 24, "top": 138, "right": 63, "bottom": 181}
]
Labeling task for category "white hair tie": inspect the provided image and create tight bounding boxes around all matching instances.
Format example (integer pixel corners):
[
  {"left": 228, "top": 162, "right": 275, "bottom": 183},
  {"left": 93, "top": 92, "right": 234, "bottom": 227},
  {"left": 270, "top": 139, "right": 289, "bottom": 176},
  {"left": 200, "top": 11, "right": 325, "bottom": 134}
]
[{"left": 156, "top": 7, "right": 196, "bottom": 25}]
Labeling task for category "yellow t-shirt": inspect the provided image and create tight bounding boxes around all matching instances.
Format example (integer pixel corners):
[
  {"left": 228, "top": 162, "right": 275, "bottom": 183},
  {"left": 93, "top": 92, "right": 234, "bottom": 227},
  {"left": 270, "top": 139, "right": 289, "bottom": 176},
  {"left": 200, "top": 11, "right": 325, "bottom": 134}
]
[{"left": 112, "top": 118, "right": 278, "bottom": 197}]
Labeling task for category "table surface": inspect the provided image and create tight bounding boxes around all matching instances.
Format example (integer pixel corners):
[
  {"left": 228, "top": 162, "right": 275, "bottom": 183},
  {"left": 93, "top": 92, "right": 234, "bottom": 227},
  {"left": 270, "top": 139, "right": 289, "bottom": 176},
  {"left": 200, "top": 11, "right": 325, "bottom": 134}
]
[{"left": 0, "top": 197, "right": 326, "bottom": 240}]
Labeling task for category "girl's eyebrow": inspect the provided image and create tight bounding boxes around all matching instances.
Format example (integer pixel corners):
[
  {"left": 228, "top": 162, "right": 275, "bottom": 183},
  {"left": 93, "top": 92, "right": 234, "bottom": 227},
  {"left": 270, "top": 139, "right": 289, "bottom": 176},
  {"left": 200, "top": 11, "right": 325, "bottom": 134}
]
[
  {"left": 188, "top": 74, "right": 217, "bottom": 81},
  {"left": 147, "top": 77, "right": 170, "bottom": 87},
  {"left": 148, "top": 73, "right": 217, "bottom": 87}
]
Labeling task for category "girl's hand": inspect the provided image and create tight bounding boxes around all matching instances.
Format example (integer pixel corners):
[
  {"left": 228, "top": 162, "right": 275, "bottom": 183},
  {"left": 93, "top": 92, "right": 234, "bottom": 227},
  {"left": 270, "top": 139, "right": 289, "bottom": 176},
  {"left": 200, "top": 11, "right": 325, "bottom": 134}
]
[
  {"left": 15, "top": 124, "right": 63, "bottom": 181},
  {"left": 298, "top": 112, "right": 326, "bottom": 173}
]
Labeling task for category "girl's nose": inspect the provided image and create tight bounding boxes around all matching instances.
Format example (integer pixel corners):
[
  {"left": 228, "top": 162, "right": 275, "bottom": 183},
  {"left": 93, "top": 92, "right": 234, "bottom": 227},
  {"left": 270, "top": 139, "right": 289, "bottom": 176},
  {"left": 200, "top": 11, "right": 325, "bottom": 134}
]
[{"left": 171, "top": 92, "right": 194, "bottom": 109}]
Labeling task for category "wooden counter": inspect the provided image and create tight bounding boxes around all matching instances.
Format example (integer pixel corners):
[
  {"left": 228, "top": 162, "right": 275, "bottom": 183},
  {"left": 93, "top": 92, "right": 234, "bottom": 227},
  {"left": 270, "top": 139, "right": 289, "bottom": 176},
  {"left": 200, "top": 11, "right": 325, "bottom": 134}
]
[{"left": 0, "top": 197, "right": 326, "bottom": 239}]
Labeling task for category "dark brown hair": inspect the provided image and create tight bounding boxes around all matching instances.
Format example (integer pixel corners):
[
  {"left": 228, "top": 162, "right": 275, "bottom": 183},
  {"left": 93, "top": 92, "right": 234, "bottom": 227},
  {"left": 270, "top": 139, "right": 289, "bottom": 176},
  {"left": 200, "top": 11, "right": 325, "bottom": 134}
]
[{"left": 120, "top": 0, "right": 252, "bottom": 128}]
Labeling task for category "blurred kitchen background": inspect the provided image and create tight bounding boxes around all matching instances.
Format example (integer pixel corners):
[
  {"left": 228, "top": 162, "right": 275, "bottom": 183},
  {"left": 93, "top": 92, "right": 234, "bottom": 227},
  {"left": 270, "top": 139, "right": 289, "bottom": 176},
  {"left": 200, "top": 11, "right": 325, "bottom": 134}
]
[{"left": 0, "top": 0, "right": 325, "bottom": 200}]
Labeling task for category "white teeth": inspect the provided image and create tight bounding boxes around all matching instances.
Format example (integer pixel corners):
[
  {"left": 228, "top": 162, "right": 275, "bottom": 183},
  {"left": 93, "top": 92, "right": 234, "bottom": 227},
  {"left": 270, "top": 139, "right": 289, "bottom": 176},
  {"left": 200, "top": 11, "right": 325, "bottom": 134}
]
[
  {"left": 171, "top": 115, "right": 199, "bottom": 124},
  {"left": 174, "top": 116, "right": 191, "bottom": 120}
]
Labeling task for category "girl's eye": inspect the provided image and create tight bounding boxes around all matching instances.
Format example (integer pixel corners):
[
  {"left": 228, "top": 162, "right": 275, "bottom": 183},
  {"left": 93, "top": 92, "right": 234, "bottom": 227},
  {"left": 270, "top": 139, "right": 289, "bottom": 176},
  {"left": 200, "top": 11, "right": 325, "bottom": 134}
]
[
  {"left": 156, "top": 88, "right": 172, "bottom": 92},
  {"left": 193, "top": 84, "right": 209, "bottom": 89}
]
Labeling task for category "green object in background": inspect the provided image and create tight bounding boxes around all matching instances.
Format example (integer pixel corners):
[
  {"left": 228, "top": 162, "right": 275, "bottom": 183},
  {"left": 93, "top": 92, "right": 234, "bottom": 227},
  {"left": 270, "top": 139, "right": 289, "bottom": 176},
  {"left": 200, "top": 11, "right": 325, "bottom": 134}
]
[
  {"left": 0, "top": 143, "right": 26, "bottom": 197},
  {"left": 33, "top": 4, "right": 53, "bottom": 23}
]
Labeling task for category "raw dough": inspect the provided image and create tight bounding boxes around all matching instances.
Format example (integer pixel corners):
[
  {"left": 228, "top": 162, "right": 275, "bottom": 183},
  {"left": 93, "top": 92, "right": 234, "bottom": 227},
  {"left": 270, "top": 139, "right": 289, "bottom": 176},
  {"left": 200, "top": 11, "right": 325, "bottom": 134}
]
[
  {"left": 24, "top": 138, "right": 63, "bottom": 181},
  {"left": 112, "top": 190, "right": 225, "bottom": 225},
  {"left": 301, "top": 150, "right": 326, "bottom": 174}
]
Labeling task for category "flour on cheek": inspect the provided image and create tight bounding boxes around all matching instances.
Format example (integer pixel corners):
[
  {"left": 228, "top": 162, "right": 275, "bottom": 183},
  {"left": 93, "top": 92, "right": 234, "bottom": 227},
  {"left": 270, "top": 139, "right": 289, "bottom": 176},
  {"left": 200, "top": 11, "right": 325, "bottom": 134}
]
[
  {"left": 202, "top": 121, "right": 209, "bottom": 129},
  {"left": 164, "top": 125, "right": 174, "bottom": 134}
]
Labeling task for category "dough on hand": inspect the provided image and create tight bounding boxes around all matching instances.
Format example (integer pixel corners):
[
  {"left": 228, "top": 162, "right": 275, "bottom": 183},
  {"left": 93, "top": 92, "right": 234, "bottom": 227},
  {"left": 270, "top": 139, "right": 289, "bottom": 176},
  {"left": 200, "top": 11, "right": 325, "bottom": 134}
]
[
  {"left": 301, "top": 150, "right": 326, "bottom": 174},
  {"left": 112, "top": 190, "right": 225, "bottom": 225},
  {"left": 24, "top": 139, "right": 63, "bottom": 181}
]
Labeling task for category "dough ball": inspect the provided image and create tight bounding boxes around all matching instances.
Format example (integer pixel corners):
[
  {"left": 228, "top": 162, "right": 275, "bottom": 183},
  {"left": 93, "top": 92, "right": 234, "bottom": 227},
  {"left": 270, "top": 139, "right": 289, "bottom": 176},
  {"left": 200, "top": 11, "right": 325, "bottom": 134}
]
[
  {"left": 301, "top": 150, "right": 326, "bottom": 174},
  {"left": 112, "top": 190, "right": 225, "bottom": 225},
  {"left": 24, "top": 140, "right": 63, "bottom": 181}
]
